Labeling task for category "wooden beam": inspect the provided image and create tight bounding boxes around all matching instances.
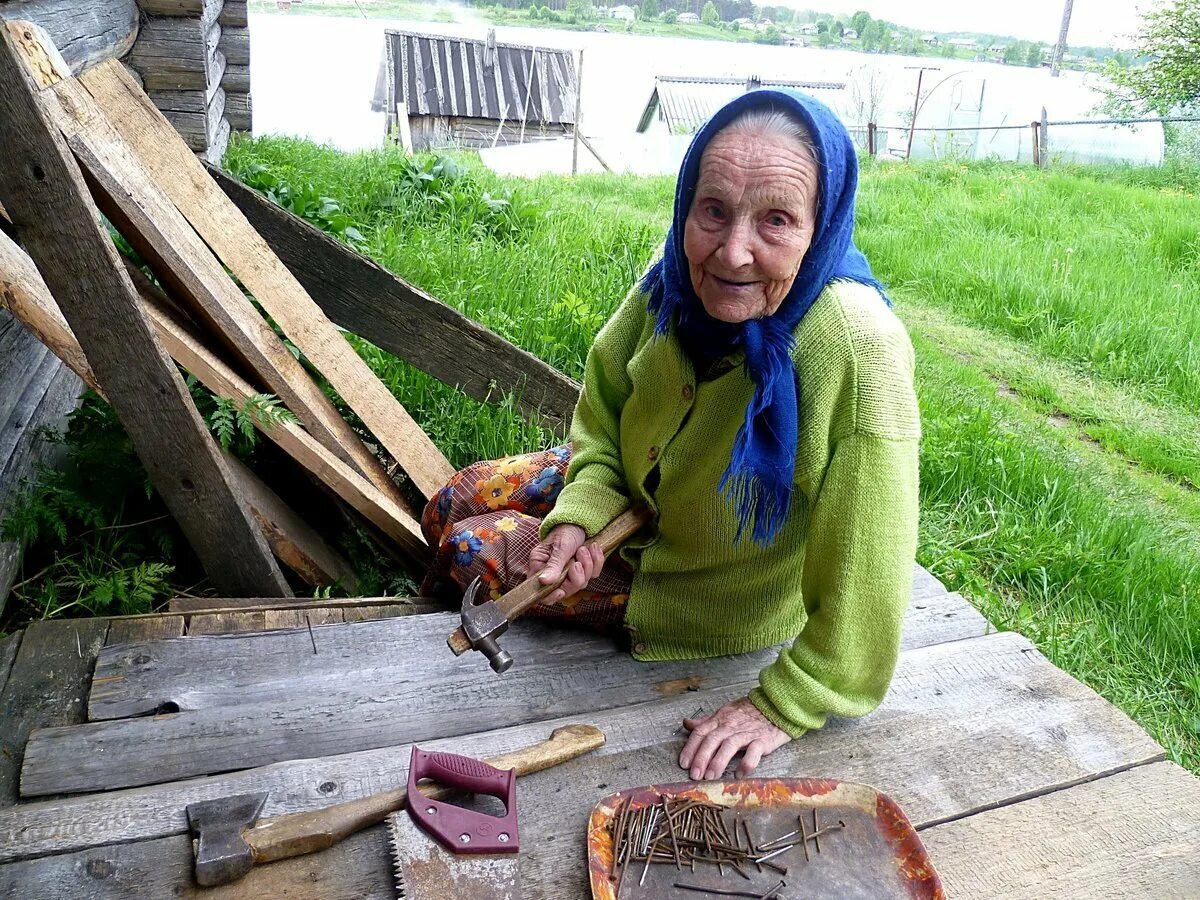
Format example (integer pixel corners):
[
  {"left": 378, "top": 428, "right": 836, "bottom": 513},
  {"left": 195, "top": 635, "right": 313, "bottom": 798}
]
[
  {"left": 83, "top": 60, "right": 456, "bottom": 503},
  {"left": 219, "top": 0, "right": 248, "bottom": 28},
  {"left": 217, "top": 24, "right": 248, "bottom": 65},
  {"left": 209, "top": 166, "right": 582, "bottom": 435},
  {"left": 0, "top": 21, "right": 288, "bottom": 597},
  {"left": 225, "top": 90, "right": 251, "bottom": 131},
  {"left": 24, "top": 54, "right": 409, "bottom": 512},
  {"left": 0, "top": 0, "right": 137, "bottom": 74}
]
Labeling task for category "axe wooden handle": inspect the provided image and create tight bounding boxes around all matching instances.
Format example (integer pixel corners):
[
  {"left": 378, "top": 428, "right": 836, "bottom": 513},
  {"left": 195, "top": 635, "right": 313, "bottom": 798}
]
[
  {"left": 245, "top": 723, "right": 605, "bottom": 864},
  {"left": 447, "top": 505, "right": 653, "bottom": 656}
]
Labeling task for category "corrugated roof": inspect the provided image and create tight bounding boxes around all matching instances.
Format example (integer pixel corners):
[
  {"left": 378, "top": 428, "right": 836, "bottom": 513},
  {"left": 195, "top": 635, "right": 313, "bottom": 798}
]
[
  {"left": 372, "top": 29, "right": 576, "bottom": 125},
  {"left": 636, "top": 76, "right": 846, "bottom": 134}
]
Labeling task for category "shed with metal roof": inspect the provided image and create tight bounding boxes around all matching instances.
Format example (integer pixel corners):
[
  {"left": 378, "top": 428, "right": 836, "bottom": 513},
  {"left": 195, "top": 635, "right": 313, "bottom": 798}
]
[
  {"left": 635, "top": 76, "right": 846, "bottom": 136},
  {"left": 372, "top": 28, "right": 578, "bottom": 152}
]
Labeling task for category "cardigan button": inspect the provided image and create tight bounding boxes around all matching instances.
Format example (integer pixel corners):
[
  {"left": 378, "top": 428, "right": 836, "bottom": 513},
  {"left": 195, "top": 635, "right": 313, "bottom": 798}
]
[
  {"left": 633, "top": 641, "right": 648, "bottom": 655},
  {"left": 647, "top": 446, "right": 660, "bottom": 461}
]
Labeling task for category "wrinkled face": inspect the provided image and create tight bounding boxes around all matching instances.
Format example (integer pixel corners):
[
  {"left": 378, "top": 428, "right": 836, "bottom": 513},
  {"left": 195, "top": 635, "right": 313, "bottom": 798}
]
[{"left": 683, "top": 128, "right": 820, "bottom": 323}]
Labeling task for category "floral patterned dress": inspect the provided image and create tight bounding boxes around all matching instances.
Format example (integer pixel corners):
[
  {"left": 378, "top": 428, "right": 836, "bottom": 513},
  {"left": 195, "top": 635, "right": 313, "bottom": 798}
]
[{"left": 420, "top": 445, "right": 633, "bottom": 628}]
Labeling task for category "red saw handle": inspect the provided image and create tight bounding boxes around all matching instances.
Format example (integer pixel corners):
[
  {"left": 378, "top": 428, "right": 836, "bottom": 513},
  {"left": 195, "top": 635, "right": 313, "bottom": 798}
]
[{"left": 407, "top": 747, "right": 518, "bottom": 854}]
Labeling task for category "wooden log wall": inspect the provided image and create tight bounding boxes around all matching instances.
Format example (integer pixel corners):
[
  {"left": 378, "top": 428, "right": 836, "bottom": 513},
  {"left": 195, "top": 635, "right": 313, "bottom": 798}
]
[
  {"left": 126, "top": 0, "right": 252, "bottom": 161},
  {"left": 0, "top": 0, "right": 138, "bottom": 73}
]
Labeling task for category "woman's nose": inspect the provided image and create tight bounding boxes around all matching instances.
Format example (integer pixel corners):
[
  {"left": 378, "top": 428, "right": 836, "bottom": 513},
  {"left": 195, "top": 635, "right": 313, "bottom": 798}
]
[{"left": 717, "top": 221, "right": 754, "bottom": 270}]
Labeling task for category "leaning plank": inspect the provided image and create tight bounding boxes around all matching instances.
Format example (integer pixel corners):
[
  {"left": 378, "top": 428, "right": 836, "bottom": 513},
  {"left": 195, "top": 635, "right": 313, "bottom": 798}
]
[
  {"left": 921, "top": 761, "right": 1200, "bottom": 897},
  {"left": 0, "top": 633, "right": 1167, "bottom": 869},
  {"left": 224, "top": 454, "right": 358, "bottom": 590},
  {"left": 85, "top": 589, "right": 982, "bottom": 721},
  {"left": 0, "top": 22, "right": 288, "bottom": 597},
  {"left": 0, "top": 618, "right": 107, "bottom": 805},
  {"left": 0, "top": 0, "right": 137, "bottom": 74},
  {"left": 83, "top": 59, "right": 456, "bottom": 502},
  {"left": 35, "top": 67, "right": 402, "bottom": 505},
  {"left": 210, "top": 166, "right": 582, "bottom": 435}
]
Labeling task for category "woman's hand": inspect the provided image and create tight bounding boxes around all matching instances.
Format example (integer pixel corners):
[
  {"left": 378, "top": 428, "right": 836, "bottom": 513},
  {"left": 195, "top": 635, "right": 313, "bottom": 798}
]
[
  {"left": 528, "top": 524, "right": 605, "bottom": 604},
  {"left": 679, "top": 697, "right": 791, "bottom": 780}
]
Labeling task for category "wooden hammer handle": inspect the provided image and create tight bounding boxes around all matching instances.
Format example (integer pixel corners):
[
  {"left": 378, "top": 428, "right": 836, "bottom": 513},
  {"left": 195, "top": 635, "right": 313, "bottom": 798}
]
[
  {"left": 246, "top": 724, "right": 605, "bottom": 863},
  {"left": 448, "top": 506, "right": 652, "bottom": 656}
]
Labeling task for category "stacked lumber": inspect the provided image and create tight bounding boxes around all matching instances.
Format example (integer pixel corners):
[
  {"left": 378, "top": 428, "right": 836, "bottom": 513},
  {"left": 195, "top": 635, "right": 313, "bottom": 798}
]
[
  {"left": 125, "top": 0, "right": 246, "bottom": 160},
  {"left": 0, "top": 24, "right": 454, "bottom": 598}
]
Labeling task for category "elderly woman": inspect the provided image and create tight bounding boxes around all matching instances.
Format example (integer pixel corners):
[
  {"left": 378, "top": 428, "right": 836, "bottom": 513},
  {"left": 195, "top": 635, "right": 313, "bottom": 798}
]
[{"left": 421, "top": 90, "right": 919, "bottom": 779}]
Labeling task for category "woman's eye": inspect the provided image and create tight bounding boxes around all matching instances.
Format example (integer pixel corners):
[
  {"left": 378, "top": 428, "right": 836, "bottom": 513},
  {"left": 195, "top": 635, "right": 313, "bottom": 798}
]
[
  {"left": 704, "top": 204, "right": 725, "bottom": 220},
  {"left": 766, "top": 214, "right": 788, "bottom": 228}
]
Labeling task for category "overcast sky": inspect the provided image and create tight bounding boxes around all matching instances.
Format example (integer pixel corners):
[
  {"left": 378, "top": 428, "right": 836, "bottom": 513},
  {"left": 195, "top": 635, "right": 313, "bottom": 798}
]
[{"left": 789, "top": 1, "right": 1149, "bottom": 48}]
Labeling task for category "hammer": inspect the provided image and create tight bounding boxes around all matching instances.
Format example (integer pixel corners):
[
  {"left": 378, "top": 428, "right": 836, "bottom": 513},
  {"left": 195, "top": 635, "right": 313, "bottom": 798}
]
[
  {"left": 184, "top": 723, "right": 604, "bottom": 887},
  {"left": 448, "top": 506, "right": 652, "bottom": 671}
]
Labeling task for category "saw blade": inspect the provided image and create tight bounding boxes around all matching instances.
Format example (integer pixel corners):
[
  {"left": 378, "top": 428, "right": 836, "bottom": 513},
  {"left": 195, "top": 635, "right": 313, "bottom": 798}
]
[{"left": 386, "top": 811, "right": 519, "bottom": 900}]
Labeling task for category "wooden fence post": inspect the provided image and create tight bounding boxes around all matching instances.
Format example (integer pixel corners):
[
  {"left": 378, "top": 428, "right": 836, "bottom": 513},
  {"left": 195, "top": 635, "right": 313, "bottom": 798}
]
[
  {"left": 571, "top": 48, "right": 584, "bottom": 176},
  {"left": 867, "top": 121, "right": 877, "bottom": 157},
  {"left": 1040, "top": 107, "right": 1050, "bottom": 168},
  {"left": 0, "top": 22, "right": 290, "bottom": 597}
]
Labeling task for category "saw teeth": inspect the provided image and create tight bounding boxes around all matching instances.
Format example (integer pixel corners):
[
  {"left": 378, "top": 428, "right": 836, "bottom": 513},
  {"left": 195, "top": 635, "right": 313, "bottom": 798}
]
[{"left": 387, "top": 812, "right": 409, "bottom": 899}]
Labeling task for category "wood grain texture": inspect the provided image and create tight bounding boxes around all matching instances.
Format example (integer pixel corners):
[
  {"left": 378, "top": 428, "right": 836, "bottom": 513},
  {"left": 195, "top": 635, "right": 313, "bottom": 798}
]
[
  {"left": 103, "top": 616, "right": 185, "bottom": 647},
  {"left": 164, "top": 595, "right": 441, "bottom": 615},
  {"left": 921, "top": 761, "right": 1200, "bottom": 897},
  {"left": 224, "top": 89, "right": 250, "bottom": 131},
  {"left": 186, "top": 610, "right": 266, "bottom": 635},
  {"left": 0, "top": 633, "right": 1166, "bottom": 880},
  {"left": 84, "top": 59, "right": 454, "bottom": 503},
  {"left": 0, "top": 0, "right": 138, "bottom": 73},
  {"left": 219, "top": 1, "right": 247, "bottom": 27},
  {"left": 0, "top": 23, "right": 288, "bottom": 598},
  {"left": 127, "top": 16, "right": 219, "bottom": 70},
  {"left": 216, "top": 24, "right": 247, "bottom": 65},
  {"left": 86, "top": 586, "right": 988, "bottom": 722},
  {"left": 0, "top": 618, "right": 107, "bottom": 805},
  {"left": 220, "top": 60, "right": 247, "bottom": 92},
  {"left": 0, "top": 631, "right": 23, "bottom": 719},
  {"left": 210, "top": 166, "right": 583, "bottom": 436}
]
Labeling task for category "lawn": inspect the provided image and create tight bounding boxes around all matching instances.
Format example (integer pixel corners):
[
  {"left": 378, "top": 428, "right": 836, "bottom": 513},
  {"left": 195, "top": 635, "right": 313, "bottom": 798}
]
[{"left": 5, "top": 135, "right": 1198, "bottom": 776}]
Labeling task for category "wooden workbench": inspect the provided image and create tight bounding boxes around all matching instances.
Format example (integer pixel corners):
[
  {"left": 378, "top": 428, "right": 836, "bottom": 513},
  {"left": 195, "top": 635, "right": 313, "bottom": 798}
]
[{"left": 0, "top": 567, "right": 1196, "bottom": 897}]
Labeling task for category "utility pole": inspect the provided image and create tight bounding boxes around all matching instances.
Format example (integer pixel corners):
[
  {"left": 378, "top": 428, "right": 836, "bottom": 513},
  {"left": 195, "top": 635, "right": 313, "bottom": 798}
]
[{"left": 1050, "top": 0, "right": 1074, "bottom": 77}]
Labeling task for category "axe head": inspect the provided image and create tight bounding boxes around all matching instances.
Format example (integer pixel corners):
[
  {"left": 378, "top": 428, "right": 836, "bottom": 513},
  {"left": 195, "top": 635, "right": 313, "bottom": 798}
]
[
  {"left": 186, "top": 791, "right": 268, "bottom": 887},
  {"left": 460, "top": 576, "right": 514, "bottom": 673}
]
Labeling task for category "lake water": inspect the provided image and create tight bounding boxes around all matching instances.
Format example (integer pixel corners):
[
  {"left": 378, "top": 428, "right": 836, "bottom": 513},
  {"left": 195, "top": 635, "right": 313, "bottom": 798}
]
[{"left": 248, "top": 13, "right": 1162, "bottom": 171}]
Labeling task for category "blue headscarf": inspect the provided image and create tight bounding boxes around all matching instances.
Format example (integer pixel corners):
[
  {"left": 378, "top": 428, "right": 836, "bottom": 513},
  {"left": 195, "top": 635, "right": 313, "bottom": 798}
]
[{"left": 640, "top": 89, "right": 890, "bottom": 546}]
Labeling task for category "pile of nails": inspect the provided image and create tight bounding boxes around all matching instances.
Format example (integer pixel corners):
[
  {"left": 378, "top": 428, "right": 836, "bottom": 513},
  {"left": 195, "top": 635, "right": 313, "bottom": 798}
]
[{"left": 608, "top": 796, "right": 845, "bottom": 898}]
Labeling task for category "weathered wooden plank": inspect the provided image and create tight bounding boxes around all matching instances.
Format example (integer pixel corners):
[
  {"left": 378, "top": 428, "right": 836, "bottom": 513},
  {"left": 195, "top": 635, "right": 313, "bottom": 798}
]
[
  {"left": 0, "top": 618, "right": 107, "bottom": 805},
  {"left": 158, "top": 85, "right": 224, "bottom": 150},
  {"left": 86, "top": 588, "right": 979, "bottom": 722},
  {"left": 225, "top": 454, "right": 358, "bottom": 590},
  {"left": 220, "top": 60, "right": 247, "bottom": 93},
  {"left": 85, "top": 60, "right": 455, "bottom": 504},
  {"left": 186, "top": 610, "right": 266, "bottom": 635},
  {"left": 911, "top": 563, "right": 948, "bottom": 600},
  {"left": 140, "top": 48, "right": 224, "bottom": 94},
  {"left": 210, "top": 166, "right": 583, "bottom": 436},
  {"left": 0, "top": 631, "right": 22, "bottom": 710},
  {"left": 921, "top": 761, "right": 1200, "bottom": 897},
  {"left": 0, "top": 633, "right": 1166, "bottom": 872},
  {"left": 164, "top": 596, "right": 441, "bottom": 615},
  {"left": 127, "top": 17, "right": 219, "bottom": 70},
  {"left": 137, "top": 0, "right": 211, "bottom": 16},
  {"left": 217, "top": 24, "right": 247, "bottom": 65},
  {"left": 225, "top": 89, "right": 251, "bottom": 131},
  {"left": 0, "top": 0, "right": 138, "bottom": 74},
  {"left": 103, "top": 616, "right": 185, "bottom": 647},
  {"left": 201, "top": 113, "right": 229, "bottom": 163},
  {"left": 0, "top": 23, "right": 287, "bottom": 597},
  {"left": 263, "top": 607, "right": 344, "bottom": 631}
]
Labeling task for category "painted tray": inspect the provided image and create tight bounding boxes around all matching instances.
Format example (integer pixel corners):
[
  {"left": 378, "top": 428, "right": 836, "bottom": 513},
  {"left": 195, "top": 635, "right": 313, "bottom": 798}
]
[{"left": 587, "top": 778, "right": 943, "bottom": 899}]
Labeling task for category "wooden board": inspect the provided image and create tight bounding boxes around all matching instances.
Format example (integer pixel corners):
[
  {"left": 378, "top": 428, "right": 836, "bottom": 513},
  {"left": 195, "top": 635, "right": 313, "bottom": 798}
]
[
  {"left": 103, "top": 616, "right": 185, "bottom": 646},
  {"left": 158, "top": 85, "right": 224, "bottom": 151},
  {"left": 0, "top": 0, "right": 138, "bottom": 74},
  {"left": 225, "top": 89, "right": 250, "bottom": 131},
  {"left": 220, "top": 60, "right": 247, "bottom": 93},
  {"left": 85, "top": 589, "right": 986, "bottom": 722},
  {"left": 137, "top": 0, "right": 211, "bottom": 15},
  {"left": 0, "top": 631, "right": 22, "bottom": 711},
  {"left": 0, "top": 633, "right": 1167, "bottom": 872},
  {"left": 0, "top": 618, "right": 107, "bottom": 805},
  {"left": 82, "top": 60, "right": 456, "bottom": 504},
  {"left": 219, "top": 0, "right": 247, "bottom": 28},
  {"left": 127, "top": 17, "right": 219, "bottom": 72},
  {"left": 921, "top": 761, "right": 1200, "bottom": 897},
  {"left": 186, "top": 610, "right": 265, "bottom": 635},
  {"left": 164, "top": 595, "right": 441, "bottom": 615},
  {"left": 0, "top": 23, "right": 288, "bottom": 598},
  {"left": 210, "top": 166, "right": 583, "bottom": 436},
  {"left": 217, "top": 24, "right": 248, "bottom": 65}
]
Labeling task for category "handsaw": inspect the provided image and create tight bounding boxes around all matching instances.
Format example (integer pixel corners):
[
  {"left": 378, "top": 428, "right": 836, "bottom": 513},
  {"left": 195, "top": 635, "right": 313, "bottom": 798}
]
[{"left": 388, "top": 748, "right": 522, "bottom": 898}]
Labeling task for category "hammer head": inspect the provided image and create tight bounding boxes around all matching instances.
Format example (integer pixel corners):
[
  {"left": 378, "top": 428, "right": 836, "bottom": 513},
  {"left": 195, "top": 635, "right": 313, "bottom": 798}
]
[
  {"left": 186, "top": 791, "right": 268, "bottom": 887},
  {"left": 460, "top": 576, "right": 513, "bottom": 673}
]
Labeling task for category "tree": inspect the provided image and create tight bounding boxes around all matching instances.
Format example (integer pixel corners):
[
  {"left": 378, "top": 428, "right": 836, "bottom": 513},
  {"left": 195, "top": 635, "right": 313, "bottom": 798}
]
[
  {"left": 701, "top": 0, "right": 718, "bottom": 24},
  {"left": 1004, "top": 41, "right": 1025, "bottom": 65},
  {"left": 1026, "top": 42, "right": 1044, "bottom": 67},
  {"left": 940, "top": 42, "right": 957, "bottom": 58},
  {"left": 877, "top": 26, "right": 893, "bottom": 53},
  {"left": 642, "top": 0, "right": 659, "bottom": 19},
  {"left": 662, "top": 7, "right": 677, "bottom": 22},
  {"left": 755, "top": 24, "right": 782, "bottom": 44},
  {"left": 566, "top": 0, "right": 595, "bottom": 23},
  {"left": 1104, "top": 0, "right": 1200, "bottom": 115},
  {"left": 816, "top": 30, "right": 833, "bottom": 47},
  {"left": 851, "top": 10, "right": 870, "bottom": 37}
]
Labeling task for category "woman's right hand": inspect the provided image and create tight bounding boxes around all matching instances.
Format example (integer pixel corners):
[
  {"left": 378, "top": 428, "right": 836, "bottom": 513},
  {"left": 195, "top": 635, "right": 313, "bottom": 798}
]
[{"left": 528, "top": 524, "right": 605, "bottom": 604}]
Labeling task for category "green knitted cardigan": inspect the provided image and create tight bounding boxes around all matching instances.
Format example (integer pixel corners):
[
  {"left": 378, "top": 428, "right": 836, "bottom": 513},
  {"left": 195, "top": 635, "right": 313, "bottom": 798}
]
[{"left": 540, "top": 277, "right": 921, "bottom": 739}]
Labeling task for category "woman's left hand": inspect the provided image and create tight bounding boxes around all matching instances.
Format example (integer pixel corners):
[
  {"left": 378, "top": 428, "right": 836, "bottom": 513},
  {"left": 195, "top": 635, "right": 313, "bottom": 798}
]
[{"left": 679, "top": 697, "right": 791, "bottom": 780}]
